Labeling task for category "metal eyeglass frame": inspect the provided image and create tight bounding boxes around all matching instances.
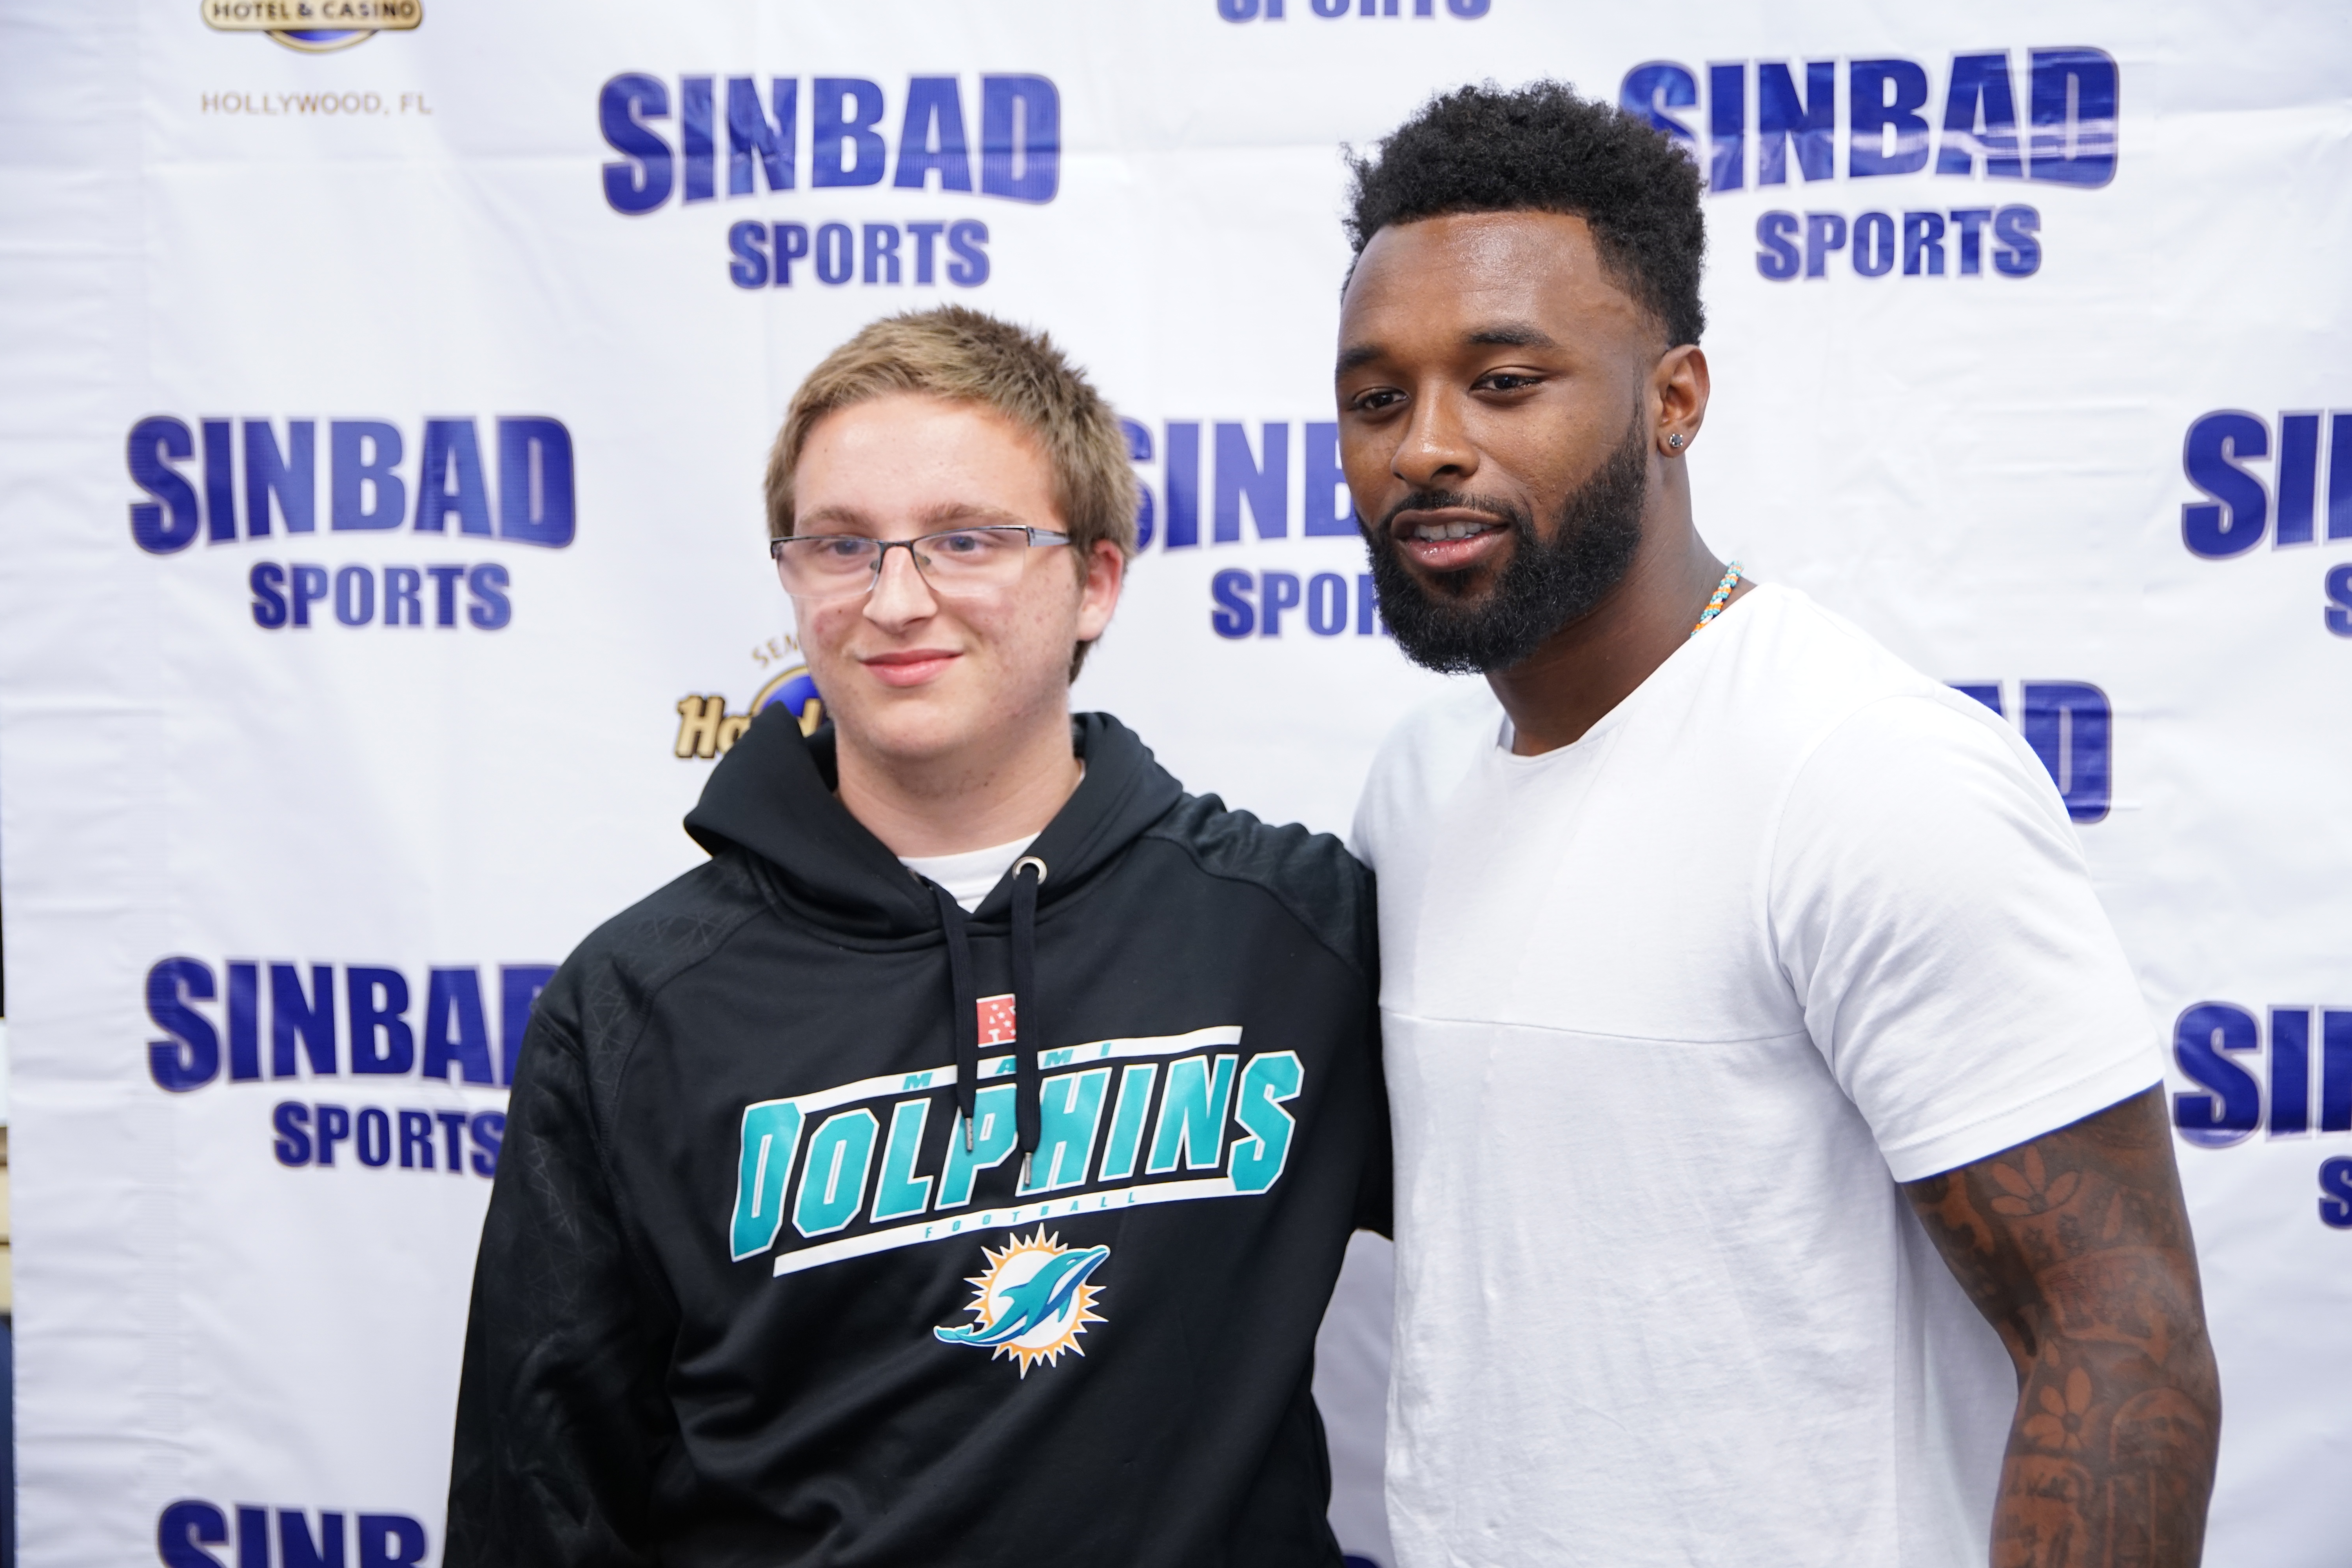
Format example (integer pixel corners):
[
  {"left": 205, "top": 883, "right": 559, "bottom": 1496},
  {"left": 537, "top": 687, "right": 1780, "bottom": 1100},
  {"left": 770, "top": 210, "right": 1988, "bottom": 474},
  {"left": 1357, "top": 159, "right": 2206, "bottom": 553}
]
[{"left": 768, "top": 525, "right": 1073, "bottom": 599}]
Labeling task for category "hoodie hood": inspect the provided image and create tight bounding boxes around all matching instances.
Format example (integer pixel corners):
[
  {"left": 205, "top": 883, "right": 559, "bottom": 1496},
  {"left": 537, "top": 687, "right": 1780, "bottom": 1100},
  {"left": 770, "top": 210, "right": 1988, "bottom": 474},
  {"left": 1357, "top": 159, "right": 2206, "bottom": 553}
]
[
  {"left": 683, "top": 705, "right": 1187, "bottom": 1169},
  {"left": 683, "top": 705, "right": 1185, "bottom": 935}
]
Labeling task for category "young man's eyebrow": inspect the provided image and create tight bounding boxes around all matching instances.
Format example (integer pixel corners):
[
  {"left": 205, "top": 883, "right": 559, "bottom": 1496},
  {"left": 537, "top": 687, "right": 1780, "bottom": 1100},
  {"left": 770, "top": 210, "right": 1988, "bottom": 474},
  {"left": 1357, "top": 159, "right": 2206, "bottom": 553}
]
[
  {"left": 914, "top": 501, "right": 1027, "bottom": 528},
  {"left": 796, "top": 501, "right": 1030, "bottom": 534},
  {"left": 795, "top": 504, "right": 873, "bottom": 532}
]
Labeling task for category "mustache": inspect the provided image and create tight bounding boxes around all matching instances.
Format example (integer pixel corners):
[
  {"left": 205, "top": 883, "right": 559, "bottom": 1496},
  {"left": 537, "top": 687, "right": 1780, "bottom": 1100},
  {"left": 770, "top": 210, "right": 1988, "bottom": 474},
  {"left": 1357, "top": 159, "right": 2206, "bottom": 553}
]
[{"left": 1371, "top": 489, "right": 1530, "bottom": 539}]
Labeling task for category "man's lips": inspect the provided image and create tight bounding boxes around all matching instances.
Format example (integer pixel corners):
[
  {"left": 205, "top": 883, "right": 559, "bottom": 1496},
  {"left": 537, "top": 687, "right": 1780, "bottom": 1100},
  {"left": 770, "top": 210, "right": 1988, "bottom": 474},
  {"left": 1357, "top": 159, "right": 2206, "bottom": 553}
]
[
  {"left": 1391, "top": 508, "right": 1511, "bottom": 573},
  {"left": 858, "top": 648, "right": 960, "bottom": 688}
]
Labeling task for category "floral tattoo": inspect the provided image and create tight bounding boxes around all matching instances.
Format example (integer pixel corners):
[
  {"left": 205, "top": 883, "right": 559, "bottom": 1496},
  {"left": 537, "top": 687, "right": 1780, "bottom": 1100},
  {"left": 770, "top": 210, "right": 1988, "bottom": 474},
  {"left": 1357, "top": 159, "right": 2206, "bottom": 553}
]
[{"left": 1903, "top": 1087, "right": 2220, "bottom": 1568}]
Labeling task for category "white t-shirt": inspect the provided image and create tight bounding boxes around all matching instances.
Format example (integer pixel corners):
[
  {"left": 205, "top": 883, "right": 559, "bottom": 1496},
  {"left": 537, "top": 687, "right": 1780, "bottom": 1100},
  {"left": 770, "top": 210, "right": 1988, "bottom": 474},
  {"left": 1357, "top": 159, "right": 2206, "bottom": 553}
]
[
  {"left": 1351, "top": 584, "right": 2158, "bottom": 1568},
  {"left": 898, "top": 835, "right": 1034, "bottom": 912}
]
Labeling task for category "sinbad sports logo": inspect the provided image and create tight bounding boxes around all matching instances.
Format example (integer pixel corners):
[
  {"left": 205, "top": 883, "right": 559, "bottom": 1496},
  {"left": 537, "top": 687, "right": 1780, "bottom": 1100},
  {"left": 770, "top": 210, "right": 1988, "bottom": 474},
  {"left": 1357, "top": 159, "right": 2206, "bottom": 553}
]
[
  {"left": 202, "top": 0, "right": 420, "bottom": 52},
  {"left": 126, "top": 414, "right": 575, "bottom": 632},
  {"left": 2169, "top": 1002, "right": 2352, "bottom": 1229},
  {"left": 1622, "top": 49, "right": 2118, "bottom": 283},
  {"left": 934, "top": 1229, "right": 1110, "bottom": 1377},
  {"left": 598, "top": 73, "right": 1057, "bottom": 291},
  {"left": 1216, "top": 0, "right": 1490, "bottom": 20},
  {"left": 2175, "top": 403, "right": 2352, "bottom": 636}
]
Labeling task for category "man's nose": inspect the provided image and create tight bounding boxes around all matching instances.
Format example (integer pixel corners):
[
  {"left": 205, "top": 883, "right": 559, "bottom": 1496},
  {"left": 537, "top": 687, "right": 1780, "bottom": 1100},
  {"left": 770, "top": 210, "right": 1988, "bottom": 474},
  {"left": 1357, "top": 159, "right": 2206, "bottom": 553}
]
[
  {"left": 1392, "top": 387, "right": 1479, "bottom": 492},
  {"left": 862, "top": 542, "right": 938, "bottom": 630}
]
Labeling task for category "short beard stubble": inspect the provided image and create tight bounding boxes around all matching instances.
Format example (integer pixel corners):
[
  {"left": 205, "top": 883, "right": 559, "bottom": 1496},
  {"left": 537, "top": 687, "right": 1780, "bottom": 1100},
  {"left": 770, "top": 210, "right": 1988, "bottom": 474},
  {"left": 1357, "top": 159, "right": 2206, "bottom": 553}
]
[{"left": 1365, "top": 411, "right": 1650, "bottom": 675}]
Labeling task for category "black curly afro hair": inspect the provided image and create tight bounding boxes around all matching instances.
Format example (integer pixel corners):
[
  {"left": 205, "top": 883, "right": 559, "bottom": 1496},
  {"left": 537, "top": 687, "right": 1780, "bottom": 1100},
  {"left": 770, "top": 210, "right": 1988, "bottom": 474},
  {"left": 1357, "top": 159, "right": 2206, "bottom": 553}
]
[{"left": 1345, "top": 80, "right": 1706, "bottom": 347}]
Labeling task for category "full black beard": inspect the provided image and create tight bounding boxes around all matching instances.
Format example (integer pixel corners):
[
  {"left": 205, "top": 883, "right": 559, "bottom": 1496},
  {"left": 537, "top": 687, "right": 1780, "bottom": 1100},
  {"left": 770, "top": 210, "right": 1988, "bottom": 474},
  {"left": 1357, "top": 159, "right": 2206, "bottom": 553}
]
[{"left": 1365, "top": 415, "right": 1650, "bottom": 675}]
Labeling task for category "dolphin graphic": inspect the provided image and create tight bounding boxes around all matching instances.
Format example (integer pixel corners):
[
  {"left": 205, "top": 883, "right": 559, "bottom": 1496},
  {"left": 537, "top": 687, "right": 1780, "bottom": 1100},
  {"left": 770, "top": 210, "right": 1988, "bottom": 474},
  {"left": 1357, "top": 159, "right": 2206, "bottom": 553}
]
[{"left": 934, "top": 1245, "right": 1109, "bottom": 1349}]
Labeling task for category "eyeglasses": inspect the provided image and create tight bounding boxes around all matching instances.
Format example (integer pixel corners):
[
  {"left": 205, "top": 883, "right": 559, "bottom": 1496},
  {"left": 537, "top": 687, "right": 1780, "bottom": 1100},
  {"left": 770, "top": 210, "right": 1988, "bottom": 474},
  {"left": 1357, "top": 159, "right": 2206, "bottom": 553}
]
[{"left": 770, "top": 525, "right": 1072, "bottom": 601}]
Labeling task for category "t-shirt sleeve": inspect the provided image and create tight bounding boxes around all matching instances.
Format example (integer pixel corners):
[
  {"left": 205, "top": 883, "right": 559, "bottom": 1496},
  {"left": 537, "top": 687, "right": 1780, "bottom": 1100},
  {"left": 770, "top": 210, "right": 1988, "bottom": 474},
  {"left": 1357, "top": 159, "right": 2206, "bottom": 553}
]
[{"left": 1768, "top": 692, "right": 2161, "bottom": 1181}]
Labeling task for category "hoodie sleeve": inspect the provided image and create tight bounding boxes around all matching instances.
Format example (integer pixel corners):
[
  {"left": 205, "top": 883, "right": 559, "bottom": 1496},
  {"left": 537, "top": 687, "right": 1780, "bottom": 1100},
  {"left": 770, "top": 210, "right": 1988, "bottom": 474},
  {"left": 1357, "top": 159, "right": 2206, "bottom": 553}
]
[
  {"left": 1352, "top": 1043, "right": 1393, "bottom": 1239},
  {"left": 445, "top": 1000, "right": 678, "bottom": 1568},
  {"left": 1351, "top": 874, "right": 1393, "bottom": 1240}
]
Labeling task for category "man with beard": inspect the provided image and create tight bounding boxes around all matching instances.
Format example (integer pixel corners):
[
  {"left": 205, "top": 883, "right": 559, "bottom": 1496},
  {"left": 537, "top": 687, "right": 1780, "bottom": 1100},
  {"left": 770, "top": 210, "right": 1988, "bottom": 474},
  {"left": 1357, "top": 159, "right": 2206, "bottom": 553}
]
[{"left": 1339, "top": 84, "right": 2219, "bottom": 1568}]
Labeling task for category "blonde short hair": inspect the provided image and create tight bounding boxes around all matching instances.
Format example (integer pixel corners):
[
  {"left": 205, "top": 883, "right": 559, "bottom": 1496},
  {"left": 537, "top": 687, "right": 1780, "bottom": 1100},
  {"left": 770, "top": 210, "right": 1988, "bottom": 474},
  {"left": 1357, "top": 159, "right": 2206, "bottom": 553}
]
[{"left": 767, "top": 305, "right": 1137, "bottom": 553}]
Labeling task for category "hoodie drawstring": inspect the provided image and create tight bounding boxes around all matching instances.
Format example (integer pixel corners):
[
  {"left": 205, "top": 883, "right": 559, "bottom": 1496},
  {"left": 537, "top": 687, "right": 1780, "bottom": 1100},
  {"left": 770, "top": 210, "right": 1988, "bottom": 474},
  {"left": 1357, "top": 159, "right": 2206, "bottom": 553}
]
[
  {"left": 930, "top": 856, "right": 1047, "bottom": 1176},
  {"left": 1009, "top": 856, "right": 1046, "bottom": 1187},
  {"left": 929, "top": 882, "right": 981, "bottom": 1150}
]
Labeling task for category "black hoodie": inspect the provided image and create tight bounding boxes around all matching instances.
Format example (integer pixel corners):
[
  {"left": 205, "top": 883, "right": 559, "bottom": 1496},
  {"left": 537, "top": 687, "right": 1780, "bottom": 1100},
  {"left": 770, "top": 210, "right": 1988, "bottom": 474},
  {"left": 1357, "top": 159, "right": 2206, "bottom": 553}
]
[{"left": 446, "top": 708, "right": 1388, "bottom": 1568}]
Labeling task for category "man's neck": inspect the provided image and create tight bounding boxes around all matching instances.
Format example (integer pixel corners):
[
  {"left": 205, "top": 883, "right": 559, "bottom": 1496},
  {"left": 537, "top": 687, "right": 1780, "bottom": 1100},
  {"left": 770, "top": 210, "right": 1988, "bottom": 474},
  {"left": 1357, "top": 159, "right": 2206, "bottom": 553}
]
[
  {"left": 1486, "top": 506, "right": 1743, "bottom": 757},
  {"left": 835, "top": 706, "right": 1083, "bottom": 858}
]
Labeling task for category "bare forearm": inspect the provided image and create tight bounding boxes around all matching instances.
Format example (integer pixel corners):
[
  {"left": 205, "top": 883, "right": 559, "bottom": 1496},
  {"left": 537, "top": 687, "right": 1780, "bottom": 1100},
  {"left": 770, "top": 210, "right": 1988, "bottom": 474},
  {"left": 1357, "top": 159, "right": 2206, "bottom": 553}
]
[
  {"left": 1905, "top": 1088, "right": 2220, "bottom": 1567},
  {"left": 1994, "top": 1305, "right": 2218, "bottom": 1564}
]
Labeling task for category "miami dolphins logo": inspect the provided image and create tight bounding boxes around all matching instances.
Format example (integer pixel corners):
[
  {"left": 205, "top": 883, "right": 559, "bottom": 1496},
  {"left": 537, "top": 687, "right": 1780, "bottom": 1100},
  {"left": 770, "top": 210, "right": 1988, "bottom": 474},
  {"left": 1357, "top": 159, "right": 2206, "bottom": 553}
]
[{"left": 933, "top": 1228, "right": 1109, "bottom": 1377}]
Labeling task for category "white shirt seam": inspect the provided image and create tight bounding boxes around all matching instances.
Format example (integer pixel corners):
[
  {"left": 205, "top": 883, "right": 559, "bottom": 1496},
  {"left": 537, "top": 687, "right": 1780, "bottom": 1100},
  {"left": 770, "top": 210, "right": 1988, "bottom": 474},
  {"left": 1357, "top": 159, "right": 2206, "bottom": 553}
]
[{"left": 1379, "top": 1007, "right": 1809, "bottom": 1049}]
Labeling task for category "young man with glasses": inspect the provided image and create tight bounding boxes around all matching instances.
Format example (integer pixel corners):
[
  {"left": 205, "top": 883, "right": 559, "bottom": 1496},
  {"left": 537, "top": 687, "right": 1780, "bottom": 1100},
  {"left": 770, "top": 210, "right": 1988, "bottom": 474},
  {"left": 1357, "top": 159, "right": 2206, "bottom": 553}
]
[{"left": 445, "top": 307, "right": 1388, "bottom": 1567}]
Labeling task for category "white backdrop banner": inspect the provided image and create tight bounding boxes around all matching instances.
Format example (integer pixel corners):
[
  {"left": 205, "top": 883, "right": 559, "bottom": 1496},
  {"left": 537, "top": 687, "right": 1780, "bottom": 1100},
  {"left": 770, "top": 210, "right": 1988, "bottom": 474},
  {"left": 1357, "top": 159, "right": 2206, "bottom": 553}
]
[{"left": 2, "top": 2, "right": 2347, "bottom": 1564}]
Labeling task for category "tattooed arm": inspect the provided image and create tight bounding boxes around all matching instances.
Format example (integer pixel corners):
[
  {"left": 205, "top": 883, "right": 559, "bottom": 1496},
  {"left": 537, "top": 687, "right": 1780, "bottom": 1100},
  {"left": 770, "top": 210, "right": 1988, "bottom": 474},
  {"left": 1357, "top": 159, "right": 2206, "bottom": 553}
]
[{"left": 1903, "top": 1087, "right": 2220, "bottom": 1568}]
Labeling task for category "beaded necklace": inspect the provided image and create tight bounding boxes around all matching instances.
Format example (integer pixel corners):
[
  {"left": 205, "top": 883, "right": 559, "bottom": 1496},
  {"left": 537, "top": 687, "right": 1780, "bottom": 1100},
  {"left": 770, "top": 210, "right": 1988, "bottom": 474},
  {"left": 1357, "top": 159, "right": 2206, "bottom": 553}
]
[{"left": 1691, "top": 561, "right": 1741, "bottom": 636}]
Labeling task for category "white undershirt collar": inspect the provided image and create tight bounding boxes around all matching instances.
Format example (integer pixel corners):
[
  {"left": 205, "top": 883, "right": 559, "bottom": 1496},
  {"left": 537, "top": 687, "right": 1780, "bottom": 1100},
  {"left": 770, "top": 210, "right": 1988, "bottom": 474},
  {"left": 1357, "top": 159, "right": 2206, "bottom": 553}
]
[{"left": 898, "top": 835, "right": 1036, "bottom": 912}]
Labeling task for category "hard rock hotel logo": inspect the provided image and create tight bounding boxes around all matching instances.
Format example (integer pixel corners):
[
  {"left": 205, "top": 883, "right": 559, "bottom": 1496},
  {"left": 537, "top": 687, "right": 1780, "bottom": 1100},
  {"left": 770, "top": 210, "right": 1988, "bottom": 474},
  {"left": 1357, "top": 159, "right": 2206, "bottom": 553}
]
[
  {"left": 676, "top": 650, "right": 824, "bottom": 760},
  {"left": 201, "top": 0, "right": 421, "bottom": 53}
]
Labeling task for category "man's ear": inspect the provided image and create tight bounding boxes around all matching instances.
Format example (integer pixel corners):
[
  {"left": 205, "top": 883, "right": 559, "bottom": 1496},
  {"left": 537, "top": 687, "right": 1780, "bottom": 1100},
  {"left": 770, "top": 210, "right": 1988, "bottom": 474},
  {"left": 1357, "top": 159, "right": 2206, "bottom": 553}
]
[
  {"left": 1653, "top": 343, "right": 1710, "bottom": 454},
  {"left": 1075, "top": 539, "right": 1125, "bottom": 644}
]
